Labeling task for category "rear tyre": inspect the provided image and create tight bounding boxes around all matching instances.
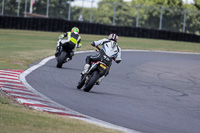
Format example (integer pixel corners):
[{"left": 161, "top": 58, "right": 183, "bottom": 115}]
[
  {"left": 56, "top": 51, "right": 67, "bottom": 68},
  {"left": 83, "top": 71, "right": 99, "bottom": 92}
]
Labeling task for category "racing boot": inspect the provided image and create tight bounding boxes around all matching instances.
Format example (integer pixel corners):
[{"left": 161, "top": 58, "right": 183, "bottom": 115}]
[
  {"left": 55, "top": 41, "right": 62, "bottom": 57},
  {"left": 79, "top": 64, "right": 90, "bottom": 83},
  {"left": 55, "top": 46, "right": 60, "bottom": 57},
  {"left": 69, "top": 51, "right": 74, "bottom": 60},
  {"left": 81, "top": 64, "right": 90, "bottom": 75},
  {"left": 96, "top": 75, "right": 105, "bottom": 85}
]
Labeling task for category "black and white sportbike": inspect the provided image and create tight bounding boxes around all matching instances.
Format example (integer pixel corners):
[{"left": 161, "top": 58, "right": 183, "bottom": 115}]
[
  {"left": 56, "top": 42, "right": 74, "bottom": 68},
  {"left": 77, "top": 48, "right": 112, "bottom": 92}
]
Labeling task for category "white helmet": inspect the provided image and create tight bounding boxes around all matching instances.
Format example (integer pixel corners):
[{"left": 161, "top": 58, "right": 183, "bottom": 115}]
[{"left": 108, "top": 33, "right": 119, "bottom": 42}]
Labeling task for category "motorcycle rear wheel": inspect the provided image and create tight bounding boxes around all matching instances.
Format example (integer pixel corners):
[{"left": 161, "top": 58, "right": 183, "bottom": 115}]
[
  {"left": 56, "top": 51, "right": 67, "bottom": 68},
  {"left": 83, "top": 71, "right": 99, "bottom": 92}
]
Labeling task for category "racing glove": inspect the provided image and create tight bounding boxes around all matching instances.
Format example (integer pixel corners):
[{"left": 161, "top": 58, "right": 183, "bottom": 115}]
[{"left": 91, "top": 41, "right": 95, "bottom": 47}]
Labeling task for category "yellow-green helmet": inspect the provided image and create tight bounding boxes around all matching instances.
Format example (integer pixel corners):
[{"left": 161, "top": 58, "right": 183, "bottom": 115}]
[{"left": 71, "top": 27, "right": 79, "bottom": 33}]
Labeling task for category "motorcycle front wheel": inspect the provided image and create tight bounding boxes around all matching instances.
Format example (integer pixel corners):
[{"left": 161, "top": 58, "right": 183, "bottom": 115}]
[
  {"left": 83, "top": 71, "right": 99, "bottom": 92},
  {"left": 56, "top": 51, "right": 67, "bottom": 68},
  {"left": 77, "top": 75, "right": 86, "bottom": 89}
]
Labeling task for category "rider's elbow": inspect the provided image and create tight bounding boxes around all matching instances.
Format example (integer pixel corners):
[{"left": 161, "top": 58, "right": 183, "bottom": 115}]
[{"left": 116, "top": 60, "right": 121, "bottom": 64}]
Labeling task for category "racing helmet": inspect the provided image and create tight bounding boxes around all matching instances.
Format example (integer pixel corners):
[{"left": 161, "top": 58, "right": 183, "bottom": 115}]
[
  {"left": 108, "top": 33, "right": 118, "bottom": 42},
  {"left": 71, "top": 27, "right": 79, "bottom": 34}
]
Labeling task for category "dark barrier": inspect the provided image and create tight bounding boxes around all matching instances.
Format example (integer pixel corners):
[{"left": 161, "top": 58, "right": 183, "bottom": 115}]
[{"left": 0, "top": 16, "right": 199, "bottom": 43}]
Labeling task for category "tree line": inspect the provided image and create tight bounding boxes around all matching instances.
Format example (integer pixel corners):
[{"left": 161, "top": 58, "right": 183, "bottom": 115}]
[{"left": 1, "top": 0, "right": 200, "bottom": 34}]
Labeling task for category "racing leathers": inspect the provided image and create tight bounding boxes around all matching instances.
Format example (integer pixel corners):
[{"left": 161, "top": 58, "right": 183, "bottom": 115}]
[
  {"left": 81, "top": 38, "right": 122, "bottom": 85},
  {"left": 55, "top": 31, "right": 82, "bottom": 60}
]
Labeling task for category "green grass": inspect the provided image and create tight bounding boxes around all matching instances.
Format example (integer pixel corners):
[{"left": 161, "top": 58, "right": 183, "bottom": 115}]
[
  {"left": 0, "top": 97, "right": 121, "bottom": 133},
  {"left": 0, "top": 96, "right": 9, "bottom": 104},
  {"left": 0, "top": 29, "right": 200, "bottom": 70}
]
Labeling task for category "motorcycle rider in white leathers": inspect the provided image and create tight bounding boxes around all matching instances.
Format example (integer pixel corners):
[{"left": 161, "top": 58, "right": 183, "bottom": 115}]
[{"left": 81, "top": 33, "right": 121, "bottom": 85}]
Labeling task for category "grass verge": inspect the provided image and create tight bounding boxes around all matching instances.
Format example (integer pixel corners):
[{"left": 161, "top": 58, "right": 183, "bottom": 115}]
[
  {"left": 0, "top": 91, "right": 122, "bottom": 133},
  {"left": 0, "top": 100, "right": 122, "bottom": 133}
]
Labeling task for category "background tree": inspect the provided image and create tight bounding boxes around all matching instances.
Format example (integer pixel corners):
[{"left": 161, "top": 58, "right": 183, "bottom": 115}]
[
  {"left": 0, "top": 0, "right": 199, "bottom": 34},
  {"left": 130, "top": 0, "right": 184, "bottom": 30},
  {"left": 33, "top": 0, "right": 72, "bottom": 19},
  {"left": 193, "top": 0, "right": 200, "bottom": 9},
  {"left": 93, "top": 0, "right": 136, "bottom": 26},
  {"left": 0, "top": 0, "right": 25, "bottom": 16}
]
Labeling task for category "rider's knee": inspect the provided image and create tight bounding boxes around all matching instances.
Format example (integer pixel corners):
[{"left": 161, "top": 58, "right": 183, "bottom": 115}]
[{"left": 85, "top": 55, "right": 92, "bottom": 64}]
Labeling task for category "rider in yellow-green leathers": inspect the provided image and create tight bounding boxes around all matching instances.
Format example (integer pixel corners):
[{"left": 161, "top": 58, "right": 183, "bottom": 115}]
[{"left": 55, "top": 27, "right": 82, "bottom": 61}]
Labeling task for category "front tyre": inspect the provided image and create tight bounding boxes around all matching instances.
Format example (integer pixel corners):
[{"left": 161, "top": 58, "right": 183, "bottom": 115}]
[
  {"left": 56, "top": 51, "right": 67, "bottom": 68},
  {"left": 77, "top": 75, "right": 86, "bottom": 89},
  {"left": 83, "top": 71, "right": 99, "bottom": 92}
]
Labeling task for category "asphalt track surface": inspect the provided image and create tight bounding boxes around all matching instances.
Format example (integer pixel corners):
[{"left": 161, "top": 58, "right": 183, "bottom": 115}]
[{"left": 26, "top": 51, "right": 200, "bottom": 133}]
